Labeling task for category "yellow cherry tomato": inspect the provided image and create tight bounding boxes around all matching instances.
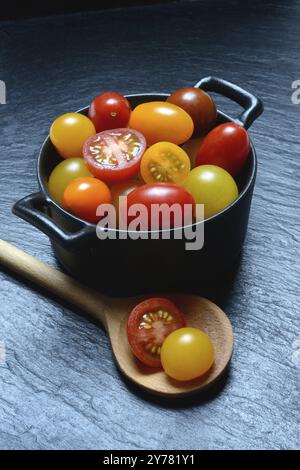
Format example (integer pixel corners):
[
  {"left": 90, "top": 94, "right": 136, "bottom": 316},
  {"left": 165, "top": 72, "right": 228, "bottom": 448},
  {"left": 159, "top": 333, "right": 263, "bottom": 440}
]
[
  {"left": 183, "top": 165, "right": 238, "bottom": 219},
  {"left": 140, "top": 142, "right": 191, "bottom": 184},
  {"left": 48, "top": 158, "right": 93, "bottom": 206},
  {"left": 182, "top": 137, "right": 204, "bottom": 168},
  {"left": 128, "top": 101, "right": 194, "bottom": 146},
  {"left": 50, "top": 113, "right": 96, "bottom": 159},
  {"left": 161, "top": 327, "right": 215, "bottom": 381}
]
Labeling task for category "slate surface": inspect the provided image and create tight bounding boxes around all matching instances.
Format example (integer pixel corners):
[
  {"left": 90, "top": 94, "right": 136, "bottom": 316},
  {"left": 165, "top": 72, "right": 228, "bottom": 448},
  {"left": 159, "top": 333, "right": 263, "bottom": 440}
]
[{"left": 0, "top": 0, "right": 299, "bottom": 450}]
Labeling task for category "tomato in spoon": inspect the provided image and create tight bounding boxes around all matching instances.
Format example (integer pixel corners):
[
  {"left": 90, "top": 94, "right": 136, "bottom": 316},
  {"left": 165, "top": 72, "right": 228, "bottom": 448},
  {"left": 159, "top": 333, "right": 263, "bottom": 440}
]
[{"left": 127, "top": 298, "right": 186, "bottom": 367}]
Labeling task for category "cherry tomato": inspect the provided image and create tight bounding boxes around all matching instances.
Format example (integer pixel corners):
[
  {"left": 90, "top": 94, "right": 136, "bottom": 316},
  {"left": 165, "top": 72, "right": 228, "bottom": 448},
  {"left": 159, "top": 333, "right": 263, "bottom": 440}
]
[
  {"left": 50, "top": 113, "right": 96, "bottom": 159},
  {"left": 83, "top": 128, "right": 146, "bottom": 183},
  {"left": 196, "top": 123, "right": 250, "bottom": 176},
  {"left": 125, "top": 183, "right": 195, "bottom": 230},
  {"left": 167, "top": 87, "right": 216, "bottom": 135},
  {"left": 127, "top": 298, "right": 186, "bottom": 367},
  {"left": 161, "top": 327, "right": 215, "bottom": 381},
  {"left": 88, "top": 92, "right": 131, "bottom": 132},
  {"left": 111, "top": 179, "right": 142, "bottom": 215},
  {"left": 128, "top": 101, "right": 194, "bottom": 146},
  {"left": 63, "top": 177, "right": 111, "bottom": 223},
  {"left": 183, "top": 165, "right": 238, "bottom": 219},
  {"left": 48, "top": 158, "right": 93, "bottom": 205},
  {"left": 140, "top": 142, "right": 191, "bottom": 185},
  {"left": 182, "top": 137, "right": 204, "bottom": 168}
]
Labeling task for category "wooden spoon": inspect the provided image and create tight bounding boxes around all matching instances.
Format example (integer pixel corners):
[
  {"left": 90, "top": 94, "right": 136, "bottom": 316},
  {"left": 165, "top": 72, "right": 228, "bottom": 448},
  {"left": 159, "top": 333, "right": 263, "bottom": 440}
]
[{"left": 0, "top": 240, "right": 234, "bottom": 397}]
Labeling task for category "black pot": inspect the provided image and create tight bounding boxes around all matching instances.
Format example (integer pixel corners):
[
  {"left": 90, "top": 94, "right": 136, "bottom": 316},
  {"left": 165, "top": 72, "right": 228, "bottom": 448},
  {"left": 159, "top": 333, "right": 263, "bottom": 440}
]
[{"left": 13, "top": 77, "right": 263, "bottom": 296}]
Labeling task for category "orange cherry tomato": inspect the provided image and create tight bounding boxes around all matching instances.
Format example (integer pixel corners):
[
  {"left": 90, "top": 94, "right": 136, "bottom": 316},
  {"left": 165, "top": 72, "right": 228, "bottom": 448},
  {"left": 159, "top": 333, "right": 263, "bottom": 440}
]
[
  {"left": 63, "top": 177, "right": 111, "bottom": 223},
  {"left": 128, "top": 101, "right": 194, "bottom": 146},
  {"left": 140, "top": 142, "right": 191, "bottom": 185},
  {"left": 50, "top": 113, "right": 96, "bottom": 159}
]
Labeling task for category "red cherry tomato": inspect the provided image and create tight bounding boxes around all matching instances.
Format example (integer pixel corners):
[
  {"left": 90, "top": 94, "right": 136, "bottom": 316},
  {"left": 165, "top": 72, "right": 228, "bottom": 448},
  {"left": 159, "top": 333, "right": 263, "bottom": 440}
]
[
  {"left": 124, "top": 183, "right": 195, "bottom": 230},
  {"left": 88, "top": 92, "right": 131, "bottom": 132},
  {"left": 196, "top": 123, "right": 250, "bottom": 176},
  {"left": 127, "top": 297, "right": 186, "bottom": 367},
  {"left": 83, "top": 128, "right": 146, "bottom": 183}
]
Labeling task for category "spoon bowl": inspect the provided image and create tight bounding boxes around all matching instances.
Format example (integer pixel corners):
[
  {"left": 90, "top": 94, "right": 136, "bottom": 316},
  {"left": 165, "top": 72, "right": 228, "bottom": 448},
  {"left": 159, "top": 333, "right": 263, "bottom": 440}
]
[{"left": 111, "top": 294, "right": 233, "bottom": 396}]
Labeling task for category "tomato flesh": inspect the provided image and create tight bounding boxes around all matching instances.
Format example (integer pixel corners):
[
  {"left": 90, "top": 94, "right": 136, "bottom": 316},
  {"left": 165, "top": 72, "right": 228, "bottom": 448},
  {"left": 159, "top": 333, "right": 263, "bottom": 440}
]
[
  {"left": 83, "top": 128, "right": 146, "bottom": 183},
  {"left": 127, "top": 298, "right": 186, "bottom": 367},
  {"left": 140, "top": 142, "right": 191, "bottom": 185}
]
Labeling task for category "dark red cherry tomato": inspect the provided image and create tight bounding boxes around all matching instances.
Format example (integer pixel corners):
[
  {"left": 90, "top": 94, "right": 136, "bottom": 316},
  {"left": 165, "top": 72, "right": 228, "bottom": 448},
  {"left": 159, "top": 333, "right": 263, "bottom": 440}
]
[
  {"left": 127, "top": 297, "right": 186, "bottom": 367},
  {"left": 196, "top": 123, "right": 250, "bottom": 176},
  {"left": 83, "top": 128, "right": 146, "bottom": 183},
  {"left": 88, "top": 92, "right": 131, "bottom": 132},
  {"left": 167, "top": 87, "right": 216, "bottom": 135},
  {"left": 124, "top": 183, "right": 195, "bottom": 230}
]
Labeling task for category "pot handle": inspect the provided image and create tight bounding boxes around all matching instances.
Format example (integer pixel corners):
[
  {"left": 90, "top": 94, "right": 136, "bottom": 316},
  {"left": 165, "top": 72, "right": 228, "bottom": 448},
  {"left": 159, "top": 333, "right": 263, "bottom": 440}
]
[
  {"left": 194, "top": 76, "right": 263, "bottom": 129},
  {"left": 13, "top": 192, "right": 95, "bottom": 249}
]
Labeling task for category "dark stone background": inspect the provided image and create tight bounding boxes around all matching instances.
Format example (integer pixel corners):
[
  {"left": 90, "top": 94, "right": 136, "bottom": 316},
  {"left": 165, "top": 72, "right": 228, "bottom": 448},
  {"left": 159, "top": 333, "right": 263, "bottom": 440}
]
[
  {"left": 0, "top": 0, "right": 173, "bottom": 20},
  {"left": 0, "top": 0, "right": 299, "bottom": 450}
]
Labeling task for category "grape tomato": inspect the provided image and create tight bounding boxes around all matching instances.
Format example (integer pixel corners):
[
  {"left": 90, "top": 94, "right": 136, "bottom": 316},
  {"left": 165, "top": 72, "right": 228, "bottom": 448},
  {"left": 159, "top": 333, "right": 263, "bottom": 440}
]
[
  {"left": 50, "top": 113, "right": 96, "bottom": 159},
  {"left": 167, "top": 87, "right": 216, "bottom": 136},
  {"left": 196, "top": 123, "right": 250, "bottom": 176},
  {"left": 125, "top": 183, "right": 195, "bottom": 230},
  {"left": 128, "top": 101, "right": 194, "bottom": 146}
]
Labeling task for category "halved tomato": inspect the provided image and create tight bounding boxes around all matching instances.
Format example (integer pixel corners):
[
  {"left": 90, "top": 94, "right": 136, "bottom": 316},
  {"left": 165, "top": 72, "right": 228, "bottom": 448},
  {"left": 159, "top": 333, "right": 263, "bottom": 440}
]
[
  {"left": 83, "top": 128, "right": 146, "bottom": 183},
  {"left": 127, "top": 298, "right": 186, "bottom": 367},
  {"left": 140, "top": 142, "right": 191, "bottom": 185}
]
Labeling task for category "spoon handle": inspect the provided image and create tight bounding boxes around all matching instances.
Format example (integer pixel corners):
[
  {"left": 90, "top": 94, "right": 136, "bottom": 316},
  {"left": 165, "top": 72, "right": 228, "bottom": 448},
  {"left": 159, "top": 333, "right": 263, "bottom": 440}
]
[{"left": 0, "top": 239, "right": 109, "bottom": 328}]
